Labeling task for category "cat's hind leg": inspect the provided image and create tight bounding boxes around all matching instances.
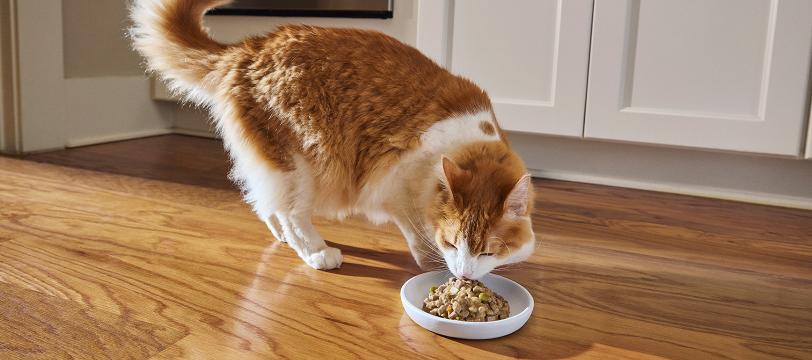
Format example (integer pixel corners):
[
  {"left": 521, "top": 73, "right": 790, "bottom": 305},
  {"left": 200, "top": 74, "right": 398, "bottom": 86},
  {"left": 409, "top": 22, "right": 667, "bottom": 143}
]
[
  {"left": 264, "top": 214, "right": 285, "bottom": 243},
  {"left": 215, "top": 103, "right": 339, "bottom": 268},
  {"left": 243, "top": 154, "right": 342, "bottom": 270}
]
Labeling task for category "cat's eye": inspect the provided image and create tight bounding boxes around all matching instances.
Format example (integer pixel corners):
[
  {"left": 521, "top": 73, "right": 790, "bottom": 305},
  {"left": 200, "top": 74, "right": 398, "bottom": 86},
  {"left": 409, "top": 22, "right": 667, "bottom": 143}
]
[
  {"left": 479, "top": 252, "right": 495, "bottom": 257},
  {"left": 445, "top": 240, "right": 457, "bottom": 249}
]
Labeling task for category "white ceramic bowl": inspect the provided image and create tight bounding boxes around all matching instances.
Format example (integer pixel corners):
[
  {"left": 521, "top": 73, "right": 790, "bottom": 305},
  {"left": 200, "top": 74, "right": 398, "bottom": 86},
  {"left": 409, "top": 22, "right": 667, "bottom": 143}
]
[{"left": 400, "top": 271, "right": 534, "bottom": 340}]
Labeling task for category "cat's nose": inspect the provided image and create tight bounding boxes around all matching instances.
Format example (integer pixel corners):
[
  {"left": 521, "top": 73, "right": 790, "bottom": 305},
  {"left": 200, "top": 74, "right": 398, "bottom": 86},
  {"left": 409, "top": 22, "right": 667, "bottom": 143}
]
[{"left": 461, "top": 270, "right": 473, "bottom": 279}]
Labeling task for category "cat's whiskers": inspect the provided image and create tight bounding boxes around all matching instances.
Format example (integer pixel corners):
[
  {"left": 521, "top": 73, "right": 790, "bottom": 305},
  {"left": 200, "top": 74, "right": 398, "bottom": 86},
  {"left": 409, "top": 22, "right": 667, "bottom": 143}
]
[
  {"left": 492, "top": 261, "right": 531, "bottom": 272},
  {"left": 401, "top": 208, "right": 451, "bottom": 272},
  {"left": 489, "top": 235, "right": 513, "bottom": 261},
  {"left": 412, "top": 247, "right": 444, "bottom": 263},
  {"left": 404, "top": 203, "right": 443, "bottom": 257}
]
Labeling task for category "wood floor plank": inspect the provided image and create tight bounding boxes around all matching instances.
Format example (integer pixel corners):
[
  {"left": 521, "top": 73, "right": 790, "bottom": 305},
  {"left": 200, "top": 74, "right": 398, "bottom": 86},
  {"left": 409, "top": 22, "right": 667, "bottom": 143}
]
[
  {"left": 0, "top": 283, "right": 185, "bottom": 360},
  {"left": 23, "top": 135, "right": 234, "bottom": 190},
  {"left": 2, "top": 137, "right": 812, "bottom": 360},
  {"left": 148, "top": 334, "right": 276, "bottom": 359}
]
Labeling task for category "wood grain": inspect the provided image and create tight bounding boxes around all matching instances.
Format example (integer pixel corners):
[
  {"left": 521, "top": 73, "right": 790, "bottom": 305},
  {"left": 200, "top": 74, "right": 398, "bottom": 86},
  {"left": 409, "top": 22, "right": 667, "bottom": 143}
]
[
  {"left": 24, "top": 135, "right": 234, "bottom": 190},
  {"left": 2, "top": 135, "right": 812, "bottom": 360},
  {"left": 0, "top": 283, "right": 184, "bottom": 359}
]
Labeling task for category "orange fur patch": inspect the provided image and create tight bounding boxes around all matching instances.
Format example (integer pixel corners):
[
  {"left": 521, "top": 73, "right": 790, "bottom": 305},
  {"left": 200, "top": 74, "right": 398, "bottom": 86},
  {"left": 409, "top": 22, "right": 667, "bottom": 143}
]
[{"left": 479, "top": 121, "right": 496, "bottom": 136}]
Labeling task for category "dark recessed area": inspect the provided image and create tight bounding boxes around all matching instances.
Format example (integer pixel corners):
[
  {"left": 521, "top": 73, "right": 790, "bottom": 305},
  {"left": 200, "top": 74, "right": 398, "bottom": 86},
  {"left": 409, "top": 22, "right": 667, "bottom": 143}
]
[{"left": 207, "top": 0, "right": 394, "bottom": 19}]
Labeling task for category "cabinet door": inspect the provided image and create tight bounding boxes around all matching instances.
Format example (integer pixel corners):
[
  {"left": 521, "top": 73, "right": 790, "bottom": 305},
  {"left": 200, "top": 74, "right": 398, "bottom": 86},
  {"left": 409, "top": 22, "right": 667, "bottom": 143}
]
[
  {"left": 420, "top": 0, "right": 593, "bottom": 136},
  {"left": 586, "top": 0, "right": 812, "bottom": 156}
]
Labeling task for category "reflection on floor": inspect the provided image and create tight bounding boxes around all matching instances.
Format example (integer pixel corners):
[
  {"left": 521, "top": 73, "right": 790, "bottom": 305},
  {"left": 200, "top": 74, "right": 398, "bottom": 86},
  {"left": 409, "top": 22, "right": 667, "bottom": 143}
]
[{"left": 2, "top": 134, "right": 811, "bottom": 359}]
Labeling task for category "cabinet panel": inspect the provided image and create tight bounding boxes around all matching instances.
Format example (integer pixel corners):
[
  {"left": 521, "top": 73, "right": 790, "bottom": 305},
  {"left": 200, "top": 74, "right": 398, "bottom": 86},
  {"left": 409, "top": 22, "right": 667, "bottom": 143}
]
[
  {"left": 448, "top": 0, "right": 593, "bottom": 136},
  {"left": 628, "top": 1, "right": 768, "bottom": 116},
  {"left": 586, "top": 0, "right": 812, "bottom": 155}
]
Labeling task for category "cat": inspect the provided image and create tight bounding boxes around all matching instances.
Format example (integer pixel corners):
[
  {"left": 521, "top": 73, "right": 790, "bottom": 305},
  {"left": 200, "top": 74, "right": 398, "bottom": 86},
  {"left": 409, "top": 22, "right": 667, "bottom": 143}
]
[{"left": 130, "top": 0, "right": 536, "bottom": 280}]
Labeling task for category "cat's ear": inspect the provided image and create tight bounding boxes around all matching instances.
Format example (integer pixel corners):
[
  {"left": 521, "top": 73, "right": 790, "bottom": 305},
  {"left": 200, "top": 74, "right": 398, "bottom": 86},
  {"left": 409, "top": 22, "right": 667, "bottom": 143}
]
[
  {"left": 440, "top": 156, "right": 469, "bottom": 194},
  {"left": 504, "top": 174, "right": 532, "bottom": 217}
]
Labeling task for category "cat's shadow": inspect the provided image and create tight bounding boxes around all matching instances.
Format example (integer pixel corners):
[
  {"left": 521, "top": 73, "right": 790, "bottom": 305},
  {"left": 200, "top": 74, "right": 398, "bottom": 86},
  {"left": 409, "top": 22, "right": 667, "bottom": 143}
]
[{"left": 325, "top": 240, "right": 427, "bottom": 288}]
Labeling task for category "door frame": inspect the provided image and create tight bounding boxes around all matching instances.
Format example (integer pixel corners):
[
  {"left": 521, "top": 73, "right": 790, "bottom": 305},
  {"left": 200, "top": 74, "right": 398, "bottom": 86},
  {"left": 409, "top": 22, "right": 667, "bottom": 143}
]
[
  {"left": 0, "top": 0, "right": 65, "bottom": 154},
  {"left": 806, "top": 100, "right": 812, "bottom": 159}
]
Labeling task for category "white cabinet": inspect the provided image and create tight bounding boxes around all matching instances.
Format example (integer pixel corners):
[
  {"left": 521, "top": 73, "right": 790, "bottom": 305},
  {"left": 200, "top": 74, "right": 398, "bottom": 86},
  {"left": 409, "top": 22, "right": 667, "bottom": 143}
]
[
  {"left": 418, "top": 0, "right": 594, "bottom": 137},
  {"left": 585, "top": 0, "right": 812, "bottom": 156}
]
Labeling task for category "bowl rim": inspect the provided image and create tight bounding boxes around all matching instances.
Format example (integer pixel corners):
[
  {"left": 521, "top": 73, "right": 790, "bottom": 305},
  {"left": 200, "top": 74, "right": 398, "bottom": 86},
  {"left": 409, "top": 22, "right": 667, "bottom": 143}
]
[{"left": 400, "top": 271, "right": 534, "bottom": 327}]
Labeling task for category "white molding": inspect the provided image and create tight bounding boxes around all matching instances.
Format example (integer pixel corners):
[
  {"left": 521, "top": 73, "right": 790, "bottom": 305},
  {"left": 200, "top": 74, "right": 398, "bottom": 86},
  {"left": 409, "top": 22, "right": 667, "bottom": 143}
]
[
  {"left": 0, "top": 0, "right": 17, "bottom": 153},
  {"left": 65, "top": 128, "right": 172, "bottom": 148},
  {"left": 172, "top": 127, "right": 218, "bottom": 139},
  {"left": 14, "top": 0, "right": 66, "bottom": 152},
  {"left": 531, "top": 169, "right": 812, "bottom": 210}
]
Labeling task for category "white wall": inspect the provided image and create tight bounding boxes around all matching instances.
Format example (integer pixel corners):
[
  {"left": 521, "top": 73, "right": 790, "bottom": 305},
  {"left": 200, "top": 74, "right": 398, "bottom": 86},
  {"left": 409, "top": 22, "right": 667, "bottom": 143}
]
[
  {"left": 16, "top": 0, "right": 66, "bottom": 152},
  {"left": 60, "top": 0, "right": 174, "bottom": 148},
  {"left": 64, "top": 77, "right": 174, "bottom": 147},
  {"left": 62, "top": 0, "right": 144, "bottom": 78}
]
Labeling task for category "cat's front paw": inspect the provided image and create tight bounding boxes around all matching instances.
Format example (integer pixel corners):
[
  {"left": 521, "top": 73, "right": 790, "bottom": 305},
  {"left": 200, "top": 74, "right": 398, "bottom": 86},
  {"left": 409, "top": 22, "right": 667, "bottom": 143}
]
[{"left": 305, "top": 247, "right": 343, "bottom": 270}]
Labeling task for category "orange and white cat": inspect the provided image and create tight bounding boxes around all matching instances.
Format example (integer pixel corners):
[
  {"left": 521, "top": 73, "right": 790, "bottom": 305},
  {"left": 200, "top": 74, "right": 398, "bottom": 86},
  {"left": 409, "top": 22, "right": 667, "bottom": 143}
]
[{"left": 130, "top": 0, "right": 535, "bottom": 279}]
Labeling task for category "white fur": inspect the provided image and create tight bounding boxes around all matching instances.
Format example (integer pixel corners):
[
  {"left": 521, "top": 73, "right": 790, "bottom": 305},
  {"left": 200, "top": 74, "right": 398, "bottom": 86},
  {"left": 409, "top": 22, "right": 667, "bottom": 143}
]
[
  {"left": 442, "top": 220, "right": 536, "bottom": 279},
  {"left": 129, "top": 0, "right": 225, "bottom": 105},
  {"left": 356, "top": 110, "right": 500, "bottom": 222}
]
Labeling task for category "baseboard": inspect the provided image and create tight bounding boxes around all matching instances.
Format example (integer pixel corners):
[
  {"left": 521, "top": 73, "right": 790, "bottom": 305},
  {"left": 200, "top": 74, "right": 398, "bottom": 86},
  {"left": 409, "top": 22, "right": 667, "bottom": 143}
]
[
  {"left": 65, "top": 127, "right": 216, "bottom": 148},
  {"left": 531, "top": 169, "right": 812, "bottom": 210},
  {"left": 65, "top": 128, "right": 173, "bottom": 148},
  {"left": 171, "top": 127, "right": 218, "bottom": 139},
  {"left": 61, "top": 124, "right": 812, "bottom": 210}
]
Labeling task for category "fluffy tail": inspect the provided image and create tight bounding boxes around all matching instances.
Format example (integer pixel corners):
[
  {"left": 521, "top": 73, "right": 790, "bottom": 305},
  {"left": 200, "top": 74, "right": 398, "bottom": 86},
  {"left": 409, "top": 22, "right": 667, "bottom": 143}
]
[{"left": 129, "top": 0, "right": 232, "bottom": 98}]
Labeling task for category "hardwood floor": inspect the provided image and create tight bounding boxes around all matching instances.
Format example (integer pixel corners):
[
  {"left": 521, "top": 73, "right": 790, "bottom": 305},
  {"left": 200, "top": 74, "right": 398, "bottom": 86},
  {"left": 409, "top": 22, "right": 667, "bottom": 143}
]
[
  {"left": 26, "top": 135, "right": 234, "bottom": 189},
  {"left": 3, "top": 134, "right": 811, "bottom": 359}
]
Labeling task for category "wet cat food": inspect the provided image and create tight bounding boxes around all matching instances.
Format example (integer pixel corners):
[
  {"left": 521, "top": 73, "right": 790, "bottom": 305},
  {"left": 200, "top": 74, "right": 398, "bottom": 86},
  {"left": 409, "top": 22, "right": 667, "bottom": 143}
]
[{"left": 422, "top": 277, "right": 510, "bottom": 322}]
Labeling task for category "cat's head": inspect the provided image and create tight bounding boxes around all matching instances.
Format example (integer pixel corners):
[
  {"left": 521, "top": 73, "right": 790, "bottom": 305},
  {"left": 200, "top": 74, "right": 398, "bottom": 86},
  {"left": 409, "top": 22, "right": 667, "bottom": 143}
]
[{"left": 429, "top": 144, "right": 535, "bottom": 279}]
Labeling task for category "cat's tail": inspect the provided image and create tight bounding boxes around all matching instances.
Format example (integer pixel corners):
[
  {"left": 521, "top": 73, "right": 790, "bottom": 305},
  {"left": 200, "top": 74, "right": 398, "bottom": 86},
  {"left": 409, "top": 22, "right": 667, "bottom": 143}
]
[{"left": 129, "top": 0, "right": 232, "bottom": 100}]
